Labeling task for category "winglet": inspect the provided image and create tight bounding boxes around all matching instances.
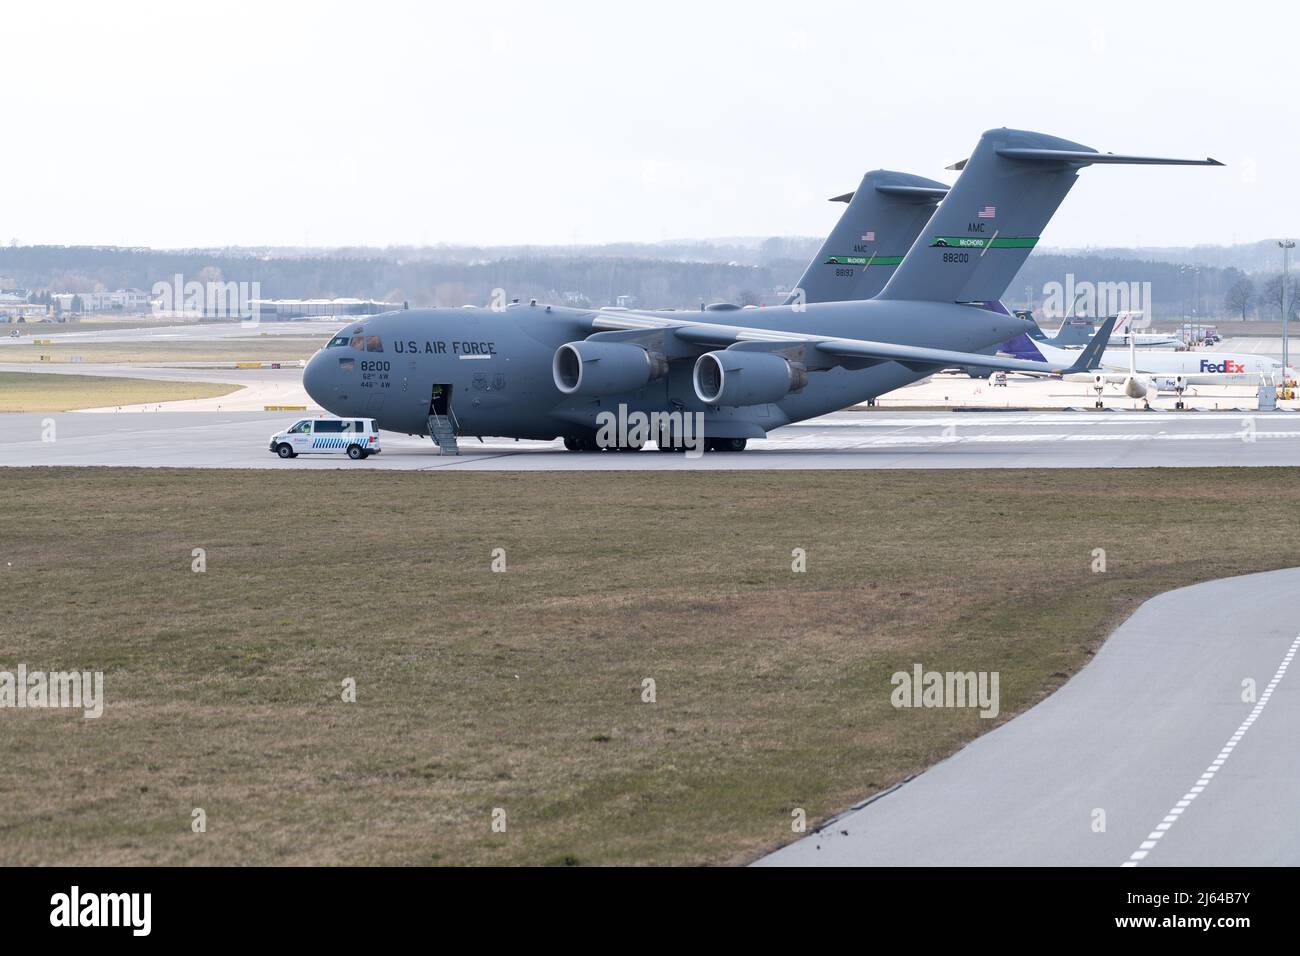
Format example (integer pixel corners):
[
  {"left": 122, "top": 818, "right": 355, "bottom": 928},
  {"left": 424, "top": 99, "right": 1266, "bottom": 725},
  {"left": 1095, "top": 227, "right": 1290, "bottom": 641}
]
[{"left": 1062, "top": 315, "right": 1118, "bottom": 374}]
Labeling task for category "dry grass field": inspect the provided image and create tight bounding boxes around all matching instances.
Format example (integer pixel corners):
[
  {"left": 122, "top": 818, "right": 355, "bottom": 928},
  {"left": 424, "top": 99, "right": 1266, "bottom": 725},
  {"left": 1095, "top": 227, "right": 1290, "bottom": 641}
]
[
  {"left": 0, "top": 372, "right": 238, "bottom": 412},
  {"left": 1, "top": 468, "right": 1297, "bottom": 865},
  {"left": 2, "top": 338, "right": 321, "bottom": 365}
]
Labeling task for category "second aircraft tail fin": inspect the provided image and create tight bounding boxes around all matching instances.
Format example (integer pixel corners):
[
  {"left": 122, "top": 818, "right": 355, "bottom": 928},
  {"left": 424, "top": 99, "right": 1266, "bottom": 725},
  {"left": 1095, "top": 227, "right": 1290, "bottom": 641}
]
[{"left": 786, "top": 170, "right": 947, "bottom": 306}]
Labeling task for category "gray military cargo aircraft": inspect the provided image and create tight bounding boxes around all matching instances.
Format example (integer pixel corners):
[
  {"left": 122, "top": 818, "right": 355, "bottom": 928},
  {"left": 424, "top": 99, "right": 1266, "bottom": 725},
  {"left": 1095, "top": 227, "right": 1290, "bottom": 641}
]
[{"left": 302, "top": 128, "right": 1220, "bottom": 453}]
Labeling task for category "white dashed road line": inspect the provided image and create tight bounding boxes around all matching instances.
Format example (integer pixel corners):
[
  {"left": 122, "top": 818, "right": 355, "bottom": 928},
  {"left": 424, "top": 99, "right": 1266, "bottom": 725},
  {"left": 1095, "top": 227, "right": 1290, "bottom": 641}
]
[{"left": 1121, "top": 631, "right": 1300, "bottom": 867}]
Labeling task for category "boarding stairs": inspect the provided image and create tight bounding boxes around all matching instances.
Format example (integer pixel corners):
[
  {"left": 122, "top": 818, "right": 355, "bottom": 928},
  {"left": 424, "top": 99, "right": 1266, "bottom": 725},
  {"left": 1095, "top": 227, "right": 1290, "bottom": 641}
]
[{"left": 428, "top": 412, "right": 460, "bottom": 456}]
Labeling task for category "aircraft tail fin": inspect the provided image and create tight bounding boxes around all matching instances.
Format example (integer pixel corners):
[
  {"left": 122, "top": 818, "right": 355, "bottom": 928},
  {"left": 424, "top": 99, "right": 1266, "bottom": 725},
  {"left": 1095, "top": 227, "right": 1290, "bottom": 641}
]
[
  {"left": 1000, "top": 314, "right": 1117, "bottom": 370},
  {"left": 876, "top": 128, "right": 1222, "bottom": 304},
  {"left": 1052, "top": 317, "right": 1095, "bottom": 346},
  {"left": 786, "top": 170, "right": 947, "bottom": 306},
  {"left": 1064, "top": 315, "right": 1118, "bottom": 374}
]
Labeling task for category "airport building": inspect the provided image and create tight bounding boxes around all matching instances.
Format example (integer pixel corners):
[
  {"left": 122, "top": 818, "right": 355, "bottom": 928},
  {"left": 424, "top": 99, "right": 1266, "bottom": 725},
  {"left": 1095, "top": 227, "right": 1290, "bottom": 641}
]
[{"left": 51, "top": 289, "right": 152, "bottom": 312}]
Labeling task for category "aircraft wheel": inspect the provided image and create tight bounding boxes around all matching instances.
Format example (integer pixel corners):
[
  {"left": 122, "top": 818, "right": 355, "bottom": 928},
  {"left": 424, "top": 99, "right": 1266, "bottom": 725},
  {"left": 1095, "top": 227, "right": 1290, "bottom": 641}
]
[
  {"left": 708, "top": 438, "right": 747, "bottom": 452},
  {"left": 563, "top": 437, "right": 582, "bottom": 451}
]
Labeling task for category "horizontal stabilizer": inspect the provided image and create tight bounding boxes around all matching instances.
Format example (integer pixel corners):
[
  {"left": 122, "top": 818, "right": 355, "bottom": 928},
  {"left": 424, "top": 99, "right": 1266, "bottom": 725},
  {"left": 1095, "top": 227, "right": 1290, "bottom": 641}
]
[
  {"left": 996, "top": 148, "right": 1224, "bottom": 167},
  {"left": 830, "top": 183, "right": 950, "bottom": 204},
  {"left": 875, "top": 184, "right": 951, "bottom": 200}
]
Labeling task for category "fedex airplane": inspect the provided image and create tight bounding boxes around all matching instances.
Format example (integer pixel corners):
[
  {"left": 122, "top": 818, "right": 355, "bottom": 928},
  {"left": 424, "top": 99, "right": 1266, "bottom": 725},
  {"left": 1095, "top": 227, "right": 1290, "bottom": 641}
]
[{"left": 1002, "top": 329, "right": 1294, "bottom": 402}]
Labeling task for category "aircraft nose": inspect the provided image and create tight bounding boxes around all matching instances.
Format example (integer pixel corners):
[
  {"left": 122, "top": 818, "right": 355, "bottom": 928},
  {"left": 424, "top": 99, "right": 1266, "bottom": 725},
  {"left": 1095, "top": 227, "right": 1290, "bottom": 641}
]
[{"left": 303, "top": 351, "right": 331, "bottom": 408}]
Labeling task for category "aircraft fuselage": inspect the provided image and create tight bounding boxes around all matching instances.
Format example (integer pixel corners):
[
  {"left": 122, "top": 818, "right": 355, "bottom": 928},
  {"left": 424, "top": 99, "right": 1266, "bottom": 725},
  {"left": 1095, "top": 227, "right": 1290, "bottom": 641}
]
[{"left": 302, "top": 301, "right": 1029, "bottom": 440}]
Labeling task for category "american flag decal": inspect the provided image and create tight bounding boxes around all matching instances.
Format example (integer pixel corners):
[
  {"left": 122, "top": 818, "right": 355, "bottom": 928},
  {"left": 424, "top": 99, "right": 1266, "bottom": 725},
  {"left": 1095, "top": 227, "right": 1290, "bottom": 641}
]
[
  {"left": 861, "top": 231, "right": 875, "bottom": 241},
  {"left": 977, "top": 205, "right": 996, "bottom": 219}
]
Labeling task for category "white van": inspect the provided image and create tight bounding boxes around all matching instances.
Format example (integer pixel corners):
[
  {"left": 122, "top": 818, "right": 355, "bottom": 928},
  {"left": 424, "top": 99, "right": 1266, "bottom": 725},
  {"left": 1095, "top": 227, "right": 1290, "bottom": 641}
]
[{"left": 269, "top": 418, "right": 381, "bottom": 460}]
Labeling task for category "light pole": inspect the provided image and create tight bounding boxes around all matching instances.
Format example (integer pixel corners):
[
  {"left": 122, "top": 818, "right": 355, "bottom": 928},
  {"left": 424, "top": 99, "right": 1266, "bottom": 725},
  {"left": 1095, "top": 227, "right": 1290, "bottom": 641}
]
[{"left": 1281, "top": 239, "right": 1295, "bottom": 375}]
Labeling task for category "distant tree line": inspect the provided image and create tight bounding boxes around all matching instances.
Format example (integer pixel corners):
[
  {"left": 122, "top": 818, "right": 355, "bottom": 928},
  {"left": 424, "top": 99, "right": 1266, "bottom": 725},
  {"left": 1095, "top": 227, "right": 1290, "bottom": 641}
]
[{"left": 0, "top": 244, "right": 1291, "bottom": 319}]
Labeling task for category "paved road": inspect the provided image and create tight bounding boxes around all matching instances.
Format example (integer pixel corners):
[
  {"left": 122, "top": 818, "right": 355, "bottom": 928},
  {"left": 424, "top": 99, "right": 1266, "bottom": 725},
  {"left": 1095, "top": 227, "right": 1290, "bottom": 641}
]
[
  {"left": 758, "top": 567, "right": 1300, "bottom": 866},
  {"left": 1, "top": 410, "right": 1298, "bottom": 469}
]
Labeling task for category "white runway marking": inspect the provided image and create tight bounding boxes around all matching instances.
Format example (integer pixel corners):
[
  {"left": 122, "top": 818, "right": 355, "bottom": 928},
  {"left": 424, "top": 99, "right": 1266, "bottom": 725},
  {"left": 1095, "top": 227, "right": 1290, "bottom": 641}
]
[
  {"left": 754, "top": 430, "right": 1300, "bottom": 449},
  {"left": 1121, "top": 631, "right": 1300, "bottom": 867}
]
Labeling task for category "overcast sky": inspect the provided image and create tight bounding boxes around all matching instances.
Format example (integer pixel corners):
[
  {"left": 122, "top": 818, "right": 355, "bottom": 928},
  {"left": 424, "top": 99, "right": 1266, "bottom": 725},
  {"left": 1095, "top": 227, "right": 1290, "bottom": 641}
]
[{"left": 4, "top": 0, "right": 1296, "bottom": 250}]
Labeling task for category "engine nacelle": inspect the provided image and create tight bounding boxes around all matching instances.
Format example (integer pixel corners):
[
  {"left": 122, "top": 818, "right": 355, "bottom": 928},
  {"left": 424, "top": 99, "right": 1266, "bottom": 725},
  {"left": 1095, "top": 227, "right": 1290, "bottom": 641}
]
[
  {"left": 1122, "top": 374, "right": 1151, "bottom": 399},
  {"left": 693, "top": 350, "right": 807, "bottom": 406},
  {"left": 553, "top": 341, "right": 668, "bottom": 397}
]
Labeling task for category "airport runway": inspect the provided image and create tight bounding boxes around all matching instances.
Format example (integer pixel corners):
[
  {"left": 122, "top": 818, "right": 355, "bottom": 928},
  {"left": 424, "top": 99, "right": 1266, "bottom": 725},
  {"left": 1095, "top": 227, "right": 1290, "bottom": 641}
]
[
  {"left": 1, "top": 409, "right": 1298, "bottom": 469},
  {"left": 758, "top": 567, "right": 1300, "bottom": 866}
]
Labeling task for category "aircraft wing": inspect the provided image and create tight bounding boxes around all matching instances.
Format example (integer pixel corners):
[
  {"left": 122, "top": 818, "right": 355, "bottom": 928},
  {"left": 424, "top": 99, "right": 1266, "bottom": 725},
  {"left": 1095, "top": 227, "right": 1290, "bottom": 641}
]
[
  {"left": 585, "top": 311, "right": 1116, "bottom": 378},
  {"left": 1073, "top": 369, "right": 1264, "bottom": 387}
]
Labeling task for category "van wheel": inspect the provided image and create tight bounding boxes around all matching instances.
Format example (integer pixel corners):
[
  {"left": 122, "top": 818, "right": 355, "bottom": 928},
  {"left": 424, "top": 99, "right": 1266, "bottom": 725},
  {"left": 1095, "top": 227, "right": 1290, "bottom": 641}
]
[
  {"left": 276, "top": 443, "right": 295, "bottom": 459},
  {"left": 347, "top": 444, "right": 365, "bottom": 460}
]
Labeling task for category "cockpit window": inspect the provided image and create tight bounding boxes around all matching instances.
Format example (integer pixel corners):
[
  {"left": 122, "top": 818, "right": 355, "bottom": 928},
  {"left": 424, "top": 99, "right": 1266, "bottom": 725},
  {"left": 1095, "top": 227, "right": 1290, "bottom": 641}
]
[
  {"left": 365, "top": 335, "right": 383, "bottom": 353},
  {"left": 327, "top": 335, "right": 350, "bottom": 348},
  {"left": 349, "top": 334, "right": 365, "bottom": 350}
]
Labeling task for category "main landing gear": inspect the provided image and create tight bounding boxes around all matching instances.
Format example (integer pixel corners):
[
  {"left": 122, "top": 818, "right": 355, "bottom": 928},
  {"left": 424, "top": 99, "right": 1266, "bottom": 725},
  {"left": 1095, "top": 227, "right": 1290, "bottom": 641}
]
[
  {"left": 658, "top": 436, "right": 748, "bottom": 452},
  {"left": 706, "top": 437, "right": 747, "bottom": 452},
  {"left": 563, "top": 435, "right": 644, "bottom": 452},
  {"left": 562, "top": 434, "right": 749, "bottom": 453}
]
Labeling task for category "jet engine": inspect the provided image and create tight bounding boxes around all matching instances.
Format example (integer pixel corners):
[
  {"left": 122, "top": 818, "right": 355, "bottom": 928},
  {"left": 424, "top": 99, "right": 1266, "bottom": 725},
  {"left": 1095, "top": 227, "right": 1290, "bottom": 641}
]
[
  {"left": 1122, "top": 374, "right": 1152, "bottom": 399},
  {"left": 553, "top": 341, "right": 668, "bottom": 397},
  {"left": 693, "top": 350, "right": 807, "bottom": 406}
]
